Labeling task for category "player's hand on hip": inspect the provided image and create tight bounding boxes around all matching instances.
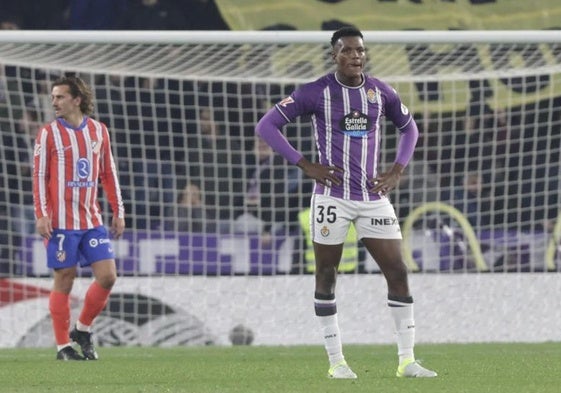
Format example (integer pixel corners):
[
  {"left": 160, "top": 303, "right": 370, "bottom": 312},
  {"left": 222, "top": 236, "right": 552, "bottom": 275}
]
[
  {"left": 298, "top": 159, "right": 343, "bottom": 187},
  {"left": 371, "top": 165, "right": 404, "bottom": 195}
]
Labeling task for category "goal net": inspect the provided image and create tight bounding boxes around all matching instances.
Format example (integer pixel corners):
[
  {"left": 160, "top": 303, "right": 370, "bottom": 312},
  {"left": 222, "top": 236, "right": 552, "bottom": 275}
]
[{"left": 1, "top": 31, "right": 560, "bottom": 347}]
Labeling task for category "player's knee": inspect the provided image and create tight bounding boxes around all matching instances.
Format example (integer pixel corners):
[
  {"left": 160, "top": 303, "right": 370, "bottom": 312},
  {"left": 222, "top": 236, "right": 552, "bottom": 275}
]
[
  {"left": 94, "top": 268, "right": 117, "bottom": 289},
  {"left": 97, "top": 273, "right": 116, "bottom": 289},
  {"left": 53, "top": 268, "right": 77, "bottom": 293},
  {"left": 91, "top": 259, "right": 117, "bottom": 289},
  {"left": 53, "top": 280, "right": 74, "bottom": 294}
]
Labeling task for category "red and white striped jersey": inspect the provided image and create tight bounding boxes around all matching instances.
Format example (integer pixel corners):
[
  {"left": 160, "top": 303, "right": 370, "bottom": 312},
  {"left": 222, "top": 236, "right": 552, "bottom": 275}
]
[{"left": 33, "top": 116, "right": 125, "bottom": 230}]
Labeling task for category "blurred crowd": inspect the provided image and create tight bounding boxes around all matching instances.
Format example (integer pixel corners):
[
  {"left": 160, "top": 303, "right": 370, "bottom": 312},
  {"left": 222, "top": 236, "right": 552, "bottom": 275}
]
[
  {"left": 0, "top": 0, "right": 229, "bottom": 31},
  {"left": 2, "top": 63, "right": 559, "bottom": 275},
  {"left": 0, "top": 65, "right": 316, "bottom": 274}
]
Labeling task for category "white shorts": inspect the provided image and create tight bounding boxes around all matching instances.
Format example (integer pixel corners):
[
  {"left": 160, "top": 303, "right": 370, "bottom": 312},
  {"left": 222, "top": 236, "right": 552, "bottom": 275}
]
[{"left": 309, "top": 194, "right": 402, "bottom": 245}]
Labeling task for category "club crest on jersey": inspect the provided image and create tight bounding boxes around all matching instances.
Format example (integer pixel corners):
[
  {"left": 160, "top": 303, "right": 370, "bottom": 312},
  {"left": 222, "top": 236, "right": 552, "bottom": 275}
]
[
  {"left": 339, "top": 110, "right": 371, "bottom": 137},
  {"left": 278, "top": 96, "right": 294, "bottom": 107},
  {"left": 366, "top": 88, "right": 377, "bottom": 104},
  {"left": 56, "top": 250, "right": 66, "bottom": 262},
  {"left": 91, "top": 140, "right": 102, "bottom": 154},
  {"left": 320, "top": 226, "right": 330, "bottom": 237}
]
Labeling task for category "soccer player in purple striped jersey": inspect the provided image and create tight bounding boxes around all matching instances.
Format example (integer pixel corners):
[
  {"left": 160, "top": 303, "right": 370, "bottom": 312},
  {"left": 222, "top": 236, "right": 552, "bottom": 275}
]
[{"left": 256, "top": 26, "right": 437, "bottom": 379}]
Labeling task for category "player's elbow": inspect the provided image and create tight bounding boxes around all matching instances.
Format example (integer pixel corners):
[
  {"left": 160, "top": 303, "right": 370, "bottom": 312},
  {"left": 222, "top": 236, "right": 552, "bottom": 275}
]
[
  {"left": 256, "top": 109, "right": 287, "bottom": 137},
  {"left": 255, "top": 120, "right": 265, "bottom": 137}
]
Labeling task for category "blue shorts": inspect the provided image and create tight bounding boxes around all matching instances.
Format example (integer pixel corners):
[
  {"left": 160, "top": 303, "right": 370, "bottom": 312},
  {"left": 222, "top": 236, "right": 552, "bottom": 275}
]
[{"left": 46, "top": 226, "right": 116, "bottom": 270}]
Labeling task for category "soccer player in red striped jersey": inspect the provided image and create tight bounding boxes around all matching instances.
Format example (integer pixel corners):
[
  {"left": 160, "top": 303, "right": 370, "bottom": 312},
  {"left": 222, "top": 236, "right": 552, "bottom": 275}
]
[
  {"left": 33, "top": 76, "right": 125, "bottom": 361},
  {"left": 256, "top": 27, "right": 436, "bottom": 379}
]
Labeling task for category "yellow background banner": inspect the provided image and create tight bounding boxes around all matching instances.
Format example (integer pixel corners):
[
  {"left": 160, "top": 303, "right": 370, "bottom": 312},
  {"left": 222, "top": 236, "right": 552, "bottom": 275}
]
[
  {"left": 214, "top": 1, "right": 561, "bottom": 112},
  {"left": 215, "top": 0, "right": 561, "bottom": 31}
]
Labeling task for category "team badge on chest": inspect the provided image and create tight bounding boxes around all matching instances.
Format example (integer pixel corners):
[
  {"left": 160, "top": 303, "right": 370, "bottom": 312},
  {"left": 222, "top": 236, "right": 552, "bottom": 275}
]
[{"left": 367, "top": 88, "right": 377, "bottom": 104}]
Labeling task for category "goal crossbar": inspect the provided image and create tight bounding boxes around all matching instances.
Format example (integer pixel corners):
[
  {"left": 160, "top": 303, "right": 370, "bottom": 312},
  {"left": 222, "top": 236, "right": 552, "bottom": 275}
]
[{"left": 0, "top": 30, "right": 560, "bottom": 44}]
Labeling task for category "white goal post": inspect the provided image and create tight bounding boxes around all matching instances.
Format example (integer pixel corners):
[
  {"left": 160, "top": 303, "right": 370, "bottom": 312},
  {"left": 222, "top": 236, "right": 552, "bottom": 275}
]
[{"left": 1, "top": 30, "right": 561, "bottom": 348}]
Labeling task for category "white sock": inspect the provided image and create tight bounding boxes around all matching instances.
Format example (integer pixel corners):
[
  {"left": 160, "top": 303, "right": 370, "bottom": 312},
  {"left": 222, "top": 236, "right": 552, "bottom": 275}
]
[
  {"left": 76, "top": 320, "right": 91, "bottom": 333},
  {"left": 317, "top": 314, "right": 345, "bottom": 366},
  {"left": 389, "top": 300, "right": 415, "bottom": 364},
  {"left": 57, "top": 343, "right": 72, "bottom": 351}
]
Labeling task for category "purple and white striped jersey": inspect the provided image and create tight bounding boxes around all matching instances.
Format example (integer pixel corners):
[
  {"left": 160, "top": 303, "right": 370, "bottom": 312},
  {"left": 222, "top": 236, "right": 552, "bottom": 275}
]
[{"left": 270, "top": 73, "right": 415, "bottom": 201}]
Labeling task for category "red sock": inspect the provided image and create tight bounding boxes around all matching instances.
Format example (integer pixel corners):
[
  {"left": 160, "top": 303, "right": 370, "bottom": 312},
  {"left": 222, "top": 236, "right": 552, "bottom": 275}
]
[
  {"left": 78, "top": 281, "right": 111, "bottom": 327},
  {"left": 49, "top": 291, "right": 70, "bottom": 345}
]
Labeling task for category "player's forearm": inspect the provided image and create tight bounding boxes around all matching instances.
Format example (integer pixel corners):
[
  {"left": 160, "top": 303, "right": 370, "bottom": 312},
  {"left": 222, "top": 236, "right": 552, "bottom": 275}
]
[
  {"left": 32, "top": 175, "right": 49, "bottom": 218},
  {"left": 108, "top": 191, "right": 125, "bottom": 219},
  {"left": 100, "top": 176, "right": 125, "bottom": 219},
  {"left": 100, "top": 150, "right": 126, "bottom": 219},
  {"left": 394, "top": 120, "right": 419, "bottom": 167},
  {"left": 256, "top": 110, "right": 303, "bottom": 165}
]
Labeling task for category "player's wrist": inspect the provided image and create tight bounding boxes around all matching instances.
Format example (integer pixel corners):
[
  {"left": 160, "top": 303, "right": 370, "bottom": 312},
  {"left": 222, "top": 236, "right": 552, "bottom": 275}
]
[
  {"left": 391, "top": 163, "right": 406, "bottom": 174},
  {"left": 296, "top": 157, "right": 311, "bottom": 170}
]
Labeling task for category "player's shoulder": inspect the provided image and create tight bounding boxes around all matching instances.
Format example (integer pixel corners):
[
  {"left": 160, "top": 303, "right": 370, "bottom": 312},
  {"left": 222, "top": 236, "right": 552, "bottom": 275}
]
[
  {"left": 364, "top": 74, "right": 394, "bottom": 91},
  {"left": 38, "top": 120, "right": 57, "bottom": 135},
  {"left": 297, "top": 73, "right": 332, "bottom": 91},
  {"left": 86, "top": 116, "right": 104, "bottom": 126},
  {"left": 286, "top": 74, "right": 332, "bottom": 109},
  {"left": 86, "top": 116, "right": 110, "bottom": 131},
  {"left": 365, "top": 75, "right": 402, "bottom": 100}
]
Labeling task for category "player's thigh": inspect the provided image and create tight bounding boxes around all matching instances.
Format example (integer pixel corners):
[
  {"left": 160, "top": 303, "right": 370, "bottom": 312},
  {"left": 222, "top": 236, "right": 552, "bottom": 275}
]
[
  {"left": 313, "top": 242, "right": 345, "bottom": 268},
  {"left": 361, "top": 237, "right": 404, "bottom": 271},
  {"left": 354, "top": 198, "right": 406, "bottom": 272},
  {"left": 310, "top": 194, "right": 354, "bottom": 245},
  {"left": 362, "top": 237, "right": 409, "bottom": 296}
]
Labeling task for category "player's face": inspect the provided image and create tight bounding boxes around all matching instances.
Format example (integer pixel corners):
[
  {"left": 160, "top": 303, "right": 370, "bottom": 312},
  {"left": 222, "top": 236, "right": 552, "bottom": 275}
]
[
  {"left": 332, "top": 36, "right": 366, "bottom": 86},
  {"left": 51, "top": 85, "right": 81, "bottom": 120}
]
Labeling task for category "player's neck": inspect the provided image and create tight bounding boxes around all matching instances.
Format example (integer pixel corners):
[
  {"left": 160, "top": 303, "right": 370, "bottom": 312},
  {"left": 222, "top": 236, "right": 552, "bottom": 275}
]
[
  {"left": 334, "top": 71, "right": 363, "bottom": 87},
  {"left": 62, "top": 113, "right": 85, "bottom": 128}
]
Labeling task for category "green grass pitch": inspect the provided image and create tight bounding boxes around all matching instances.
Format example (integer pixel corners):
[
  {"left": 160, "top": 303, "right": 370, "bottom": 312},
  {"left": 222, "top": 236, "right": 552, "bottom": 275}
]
[{"left": 0, "top": 343, "right": 559, "bottom": 393}]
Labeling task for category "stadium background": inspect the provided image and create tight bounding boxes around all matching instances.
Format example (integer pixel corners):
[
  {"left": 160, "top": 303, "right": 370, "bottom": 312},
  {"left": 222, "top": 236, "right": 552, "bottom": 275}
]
[
  {"left": 2, "top": 1, "right": 561, "bottom": 31},
  {"left": 216, "top": 0, "right": 561, "bottom": 31},
  {"left": 1, "top": 0, "right": 561, "bottom": 348}
]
